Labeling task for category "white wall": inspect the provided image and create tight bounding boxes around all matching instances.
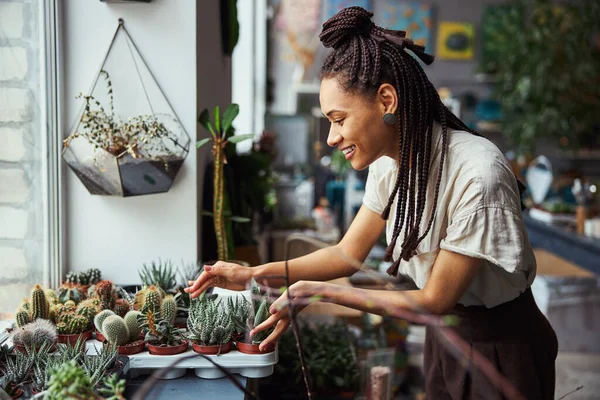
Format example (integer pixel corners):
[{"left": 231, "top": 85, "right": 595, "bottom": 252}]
[{"left": 61, "top": 0, "right": 199, "bottom": 284}]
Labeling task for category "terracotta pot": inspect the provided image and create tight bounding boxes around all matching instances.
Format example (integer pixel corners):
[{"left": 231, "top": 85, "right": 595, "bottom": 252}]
[
  {"left": 95, "top": 330, "right": 106, "bottom": 342},
  {"left": 8, "top": 385, "right": 22, "bottom": 399},
  {"left": 147, "top": 340, "right": 189, "bottom": 356},
  {"left": 232, "top": 332, "right": 244, "bottom": 342},
  {"left": 113, "top": 340, "right": 145, "bottom": 355},
  {"left": 192, "top": 341, "right": 232, "bottom": 355},
  {"left": 235, "top": 341, "right": 275, "bottom": 354},
  {"left": 138, "top": 331, "right": 145, "bottom": 340},
  {"left": 57, "top": 330, "right": 92, "bottom": 345}
]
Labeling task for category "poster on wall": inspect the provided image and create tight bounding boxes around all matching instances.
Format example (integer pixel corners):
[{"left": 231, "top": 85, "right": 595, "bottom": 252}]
[
  {"left": 380, "top": 0, "right": 433, "bottom": 51},
  {"left": 325, "top": 0, "right": 372, "bottom": 20},
  {"left": 436, "top": 21, "right": 475, "bottom": 61}
]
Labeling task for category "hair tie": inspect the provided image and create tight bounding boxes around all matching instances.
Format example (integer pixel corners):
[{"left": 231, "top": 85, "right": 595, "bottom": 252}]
[{"left": 372, "top": 29, "right": 435, "bottom": 65}]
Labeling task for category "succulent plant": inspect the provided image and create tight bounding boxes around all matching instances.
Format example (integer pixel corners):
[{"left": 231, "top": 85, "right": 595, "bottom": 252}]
[
  {"left": 81, "top": 343, "right": 119, "bottom": 387},
  {"left": 188, "top": 293, "right": 233, "bottom": 346},
  {"left": 161, "top": 295, "right": 178, "bottom": 325},
  {"left": 10, "top": 319, "right": 57, "bottom": 348},
  {"left": 94, "top": 309, "right": 115, "bottom": 333},
  {"left": 113, "top": 298, "right": 130, "bottom": 318},
  {"left": 133, "top": 287, "right": 146, "bottom": 311},
  {"left": 44, "top": 289, "right": 58, "bottom": 305},
  {"left": 56, "top": 336, "right": 87, "bottom": 364},
  {"left": 19, "top": 298, "right": 29, "bottom": 311},
  {"left": 46, "top": 360, "right": 96, "bottom": 400},
  {"left": 139, "top": 259, "right": 177, "bottom": 294},
  {"left": 142, "top": 285, "right": 163, "bottom": 314},
  {"left": 246, "top": 278, "right": 274, "bottom": 344},
  {"left": 66, "top": 268, "right": 102, "bottom": 285},
  {"left": 94, "top": 280, "right": 116, "bottom": 311},
  {"left": 57, "top": 282, "right": 86, "bottom": 305},
  {"left": 98, "top": 373, "right": 127, "bottom": 399},
  {"left": 124, "top": 310, "right": 142, "bottom": 342},
  {"left": 101, "top": 315, "right": 130, "bottom": 346},
  {"left": 30, "top": 284, "right": 50, "bottom": 321},
  {"left": 1, "top": 345, "right": 36, "bottom": 382},
  {"left": 15, "top": 309, "right": 30, "bottom": 328},
  {"left": 57, "top": 314, "right": 89, "bottom": 335},
  {"left": 76, "top": 299, "right": 101, "bottom": 328},
  {"left": 228, "top": 295, "right": 251, "bottom": 336}
]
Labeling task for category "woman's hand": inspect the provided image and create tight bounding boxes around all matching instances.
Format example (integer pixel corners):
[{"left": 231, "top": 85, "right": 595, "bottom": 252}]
[
  {"left": 184, "top": 261, "right": 254, "bottom": 299},
  {"left": 250, "top": 281, "right": 327, "bottom": 351}
]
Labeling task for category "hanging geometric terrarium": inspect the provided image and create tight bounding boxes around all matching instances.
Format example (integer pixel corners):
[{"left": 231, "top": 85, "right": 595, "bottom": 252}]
[{"left": 62, "top": 19, "right": 190, "bottom": 197}]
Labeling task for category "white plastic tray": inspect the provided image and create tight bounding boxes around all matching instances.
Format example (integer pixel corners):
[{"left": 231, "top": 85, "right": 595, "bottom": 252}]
[{"left": 85, "top": 340, "right": 278, "bottom": 379}]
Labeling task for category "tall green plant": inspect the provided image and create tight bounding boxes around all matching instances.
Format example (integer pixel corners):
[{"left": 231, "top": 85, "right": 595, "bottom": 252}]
[
  {"left": 197, "top": 104, "right": 253, "bottom": 260},
  {"left": 481, "top": 0, "right": 600, "bottom": 153}
]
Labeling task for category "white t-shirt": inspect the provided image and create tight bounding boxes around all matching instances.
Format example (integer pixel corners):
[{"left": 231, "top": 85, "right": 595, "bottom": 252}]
[{"left": 363, "top": 123, "right": 536, "bottom": 308}]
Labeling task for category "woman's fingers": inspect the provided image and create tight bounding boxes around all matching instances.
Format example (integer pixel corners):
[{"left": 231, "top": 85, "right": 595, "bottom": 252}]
[
  {"left": 251, "top": 311, "right": 287, "bottom": 336},
  {"left": 258, "top": 318, "right": 290, "bottom": 352}
]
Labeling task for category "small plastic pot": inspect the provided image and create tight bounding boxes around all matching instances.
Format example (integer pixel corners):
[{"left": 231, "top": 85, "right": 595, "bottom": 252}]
[
  {"left": 191, "top": 341, "right": 232, "bottom": 355},
  {"left": 235, "top": 341, "right": 275, "bottom": 354},
  {"left": 57, "top": 330, "right": 92, "bottom": 345},
  {"left": 113, "top": 340, "right": 145, "bottom": 355},
  {"left": 147, "top": 340, "right": 189, "bottom": 356}
]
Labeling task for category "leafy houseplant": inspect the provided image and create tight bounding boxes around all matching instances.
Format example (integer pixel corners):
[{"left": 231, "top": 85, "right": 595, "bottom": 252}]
[
  {"left": 187, "top": 293, "right": 234, "bottom": 354},
  {"left": 481, "top": 0, "right": 600, "bottom": 153},
  {"left": 197, "top": 104, "right": 254, "bottom": 261}
]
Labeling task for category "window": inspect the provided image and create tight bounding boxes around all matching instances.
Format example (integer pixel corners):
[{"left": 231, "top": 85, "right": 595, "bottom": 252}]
[{"left": 0, "top": 0, "right": 60, "bottom": 319}]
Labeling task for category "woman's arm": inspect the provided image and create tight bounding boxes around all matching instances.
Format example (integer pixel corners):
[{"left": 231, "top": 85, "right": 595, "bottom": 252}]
[{"left": 252, "top": 205, "right": 386, "bottom": 287}]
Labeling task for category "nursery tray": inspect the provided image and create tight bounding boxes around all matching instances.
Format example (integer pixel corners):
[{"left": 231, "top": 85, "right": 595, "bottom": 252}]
[{"left": 85, "top": 340, "right": 277, "bottom": 380}]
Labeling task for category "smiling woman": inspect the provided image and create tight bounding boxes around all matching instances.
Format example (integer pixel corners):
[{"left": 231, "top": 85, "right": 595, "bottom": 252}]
[{"left": 0, "top": 0, "right": 61, "bottom": 320}]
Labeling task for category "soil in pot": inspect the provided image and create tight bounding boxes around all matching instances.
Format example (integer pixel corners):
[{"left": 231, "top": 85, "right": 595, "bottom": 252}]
[
  {"left": 192, "top": 341, "right": 232, "bottom": 355},
  {"left": 112, "top": 340, "right": 145, "bottom": 356},
  {"left": 147, "top": 340, "right": 189, "bottom": 356},
  {"left": 57, "top": 330, "right": 92, "bottom": 345},
  {"left": 235, "top": 341, "right": 275, "bottom": 354}
]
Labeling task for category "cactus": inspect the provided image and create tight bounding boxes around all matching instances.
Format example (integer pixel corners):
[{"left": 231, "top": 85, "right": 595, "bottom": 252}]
[
  {"left": 124, "top": 310, "right": 141, "bottom": 342},
  {"left": 228, "top": 295, "right": 250, "bottom": 335},
  {"left": 65, "top": 314, "right": 89, "bottom": 334},
  {"left": 44, "top": 289, "right": 58, "bottom": 305},
  {"left": 113, "top": 298, "right": 130, "bottom": 318},
  {"left": 57, "top": 282, "right": 85, "bottom": 305},
  {"left": 139, "top": 259, "right": 177, "bottom": 294},
  {"left": 95, "top": 280, "right": 116, "bottom": 311},
  {"left": 11, "top": 319, "right": 57, "bottom": 347},
  {"left": 161, "top": 295, "right": 177, "bottom": 325},
  {"left": 15, "top": 309, "right": 30, "bottom": 328},
  {"left": 133, "top": 288, "right": 146, "bottom": 311},
  {"left": 88, "top": 268, "right": 101, "bottom": 284},
  {"left": 142, "top": 285, "right": 162, "bottom": 314},
  {"left": 19, "top": 298, "right": 29, "bottom": 312},
  {"left": 64, "top": 300, "right": 76, "bottom": 308},
  {"left": 30, "top": 285, "right": 50, "bottom": 321},
  {"left": 102, "top": 315, "right": 129, "bottom": 346},
  {"left": 94, "top": 309, "right": 115, "bottom": 333},
  {"left": 188, "top": 294, "right": 233, "bottom": 346},
  {"left": 65, "top": 268, "right": 102, "bottom": 285},
  {"left": 76, "top": 301, "right": 99, "bottom": 328}
]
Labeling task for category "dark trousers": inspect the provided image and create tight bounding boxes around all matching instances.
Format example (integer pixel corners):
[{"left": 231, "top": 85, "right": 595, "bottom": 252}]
[{"left": 424, "top": 288, "right": 558, "bottom": 399}]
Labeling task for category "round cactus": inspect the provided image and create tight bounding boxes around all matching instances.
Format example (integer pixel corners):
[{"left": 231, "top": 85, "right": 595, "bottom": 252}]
[
  {"left": 57, "top": 283, "right": 84, "bottom": 305},
  {"left": 15, "top": 309, "right": 30, "bottom": 328},
  {"left": 94, "top": 309, "right": 115, "bottom": 333},
  {"left": 55, "top": 322, "right": 69, "bottom": 335},
  {"left": 161, "top": 295, "right": 177, "bottom": 325},
  {"left": 76, "top": 303, "right": 98, "bottom": 327},
  {"left": 44, "top": 289, "right": 58, "bottom": 306},
  {"left": 28, "top": 319, "right": 57, "bottom": 346},
  {"left": 68, "top": 314, "right": 89, "bottom": 334},
  {"left": 102, "top": 315, "right": 130, "bottom": 346},
  {"left": 124, "top": 310, "right": 141, "bottom": 342},
  {"left": 142, "top": 286, "right": 162, "bottom": 314},
  {"left": 88, "top": 268, "right": 101, "bottom": 284},
  {"left": 133, "top": 288, "right": 146, "bottom": 311},
  {"left": 64, "top": 300, "right": 76, "bottom": 308},
  {"left": 113, "top": 299, "right": 130, "bottom": 318},
  {"left": 95, "top": 280, "right": 116, "bottom": 311},
  {"left": 30, "top": 285, "right": 50, "bottom": 321},
  {"left": 10, "top": 327, "right": 33, "bottom": 346}
]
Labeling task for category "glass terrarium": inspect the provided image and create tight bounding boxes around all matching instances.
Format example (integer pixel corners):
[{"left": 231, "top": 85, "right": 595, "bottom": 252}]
[{"left": 62, "top": 20, "right": 190, "bottom": 197}]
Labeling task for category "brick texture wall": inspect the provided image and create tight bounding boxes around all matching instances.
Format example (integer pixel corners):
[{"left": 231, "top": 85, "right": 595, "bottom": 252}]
[{"left": 0, "top": 0, "right": 47, "bottom": 318}]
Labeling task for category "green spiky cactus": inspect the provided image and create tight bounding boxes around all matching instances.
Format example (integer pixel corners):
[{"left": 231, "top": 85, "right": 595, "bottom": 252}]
[
  {"left": 102, "top": 315, "right": 129, "bottom": 346},
  {"left": 124, "top": 310, "right": 141, "bottom": 342},
  {"left": 57, "top": 283, "right": 84, "bottom": 305},
  {"left": 66, "top": 314, "right": 90, "bottom": 334},
  {"left": 188, "top": 294, "right": 233, "bottom": 346},
  {"left": 30, "top": 285, "right": 50, "bottom": 321},
  {"left": 113, "top": 298, "right": 130, "bottom": 318},
  {"left": 228, "top": 295, "right": 250, "bottom": 335},
  {"left": 95, "top": 280, "right": 116, "bottom": 311},
  {"left": 44, "top": 289, "right": 58, "bottom": 306},
  {"left": 19, "top": 298, "right": 29, "bottom": 312},
  {"left": 15, "top": 309, "right": 30, "bottom": 328},
  {"left": 64, "top": 300, "right": 76, "bottom": 308},
  {"left": 142, "top": 285, "right": 162, "bottom": 314},
  {"left": 139, "top": 259, "right": 177, "bottom": 294},
  {"left": 76, "top": 302, "right": 99, "bottom": 328},
  {"left": 94, "top": 309, "right": 115, "bottom": 333},
  {"left": 161, "top": 295, "right": 177, "bottom": 325},
  {"left": 133, "top": 288, "right": 146, "bottom": 311}
]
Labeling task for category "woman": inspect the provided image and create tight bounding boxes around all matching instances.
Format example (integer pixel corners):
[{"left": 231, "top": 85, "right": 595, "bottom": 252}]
[{"left": 186, "top": 7, "right": 557, "bottom": 399}]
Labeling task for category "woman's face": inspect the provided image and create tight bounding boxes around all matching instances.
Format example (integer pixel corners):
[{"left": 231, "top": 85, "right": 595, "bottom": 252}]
[{"left": 320, "top": 77, "right": 398, "bottom": 171}]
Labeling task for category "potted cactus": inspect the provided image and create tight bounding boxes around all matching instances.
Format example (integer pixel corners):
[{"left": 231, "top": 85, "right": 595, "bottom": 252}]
[
  {"left": 228, "top": 295, "right": 250, "bottom": 342},
  {"left": 57, "top": 282, "right": 87, "bottom": 305},
  {"left": 138, "top": 290, "right": 187, "bottom": 355},
  {"left": 54, "top": 302, "right": 94, "bottom": 345},
  {"left": 98, "top": 310, "right": 145, "bottom": 355},
  {"left": 13, "top": 285, "right": 54, "bottom": 329},
  {"left": 9, "top": 319, "right": 57, "bottom": 353},
  {"left": 236, "top": 279, "right": 275, "bottom": 354},
  {"left": 65, "top": 268, "right": 102, "bottom": 293},
  {"left": 187, "top": 293, "right": 234, "bottom": 355}
]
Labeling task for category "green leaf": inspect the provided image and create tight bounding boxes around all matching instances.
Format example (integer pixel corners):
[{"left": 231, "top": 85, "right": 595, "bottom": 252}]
[
  {"left": 222, "top": 104, "right": 239, "bottom": 133},
  {"left": 229, "top": 216, "right": 251, "bottom": 223},
  {"left": 228, "top": 133, "right": 254, "bottom": 144},
  {"left": 214, "top": 106, "right": 221, "bottom": 134},
  {"left": 198, "top": 109, "right": 216, "bottom": 138},
  {"left": 201, "top": 210, "right": 214, "bottom": 217},
  {"left": 195, "top": 138, "right": 211, "bottom": 149}
]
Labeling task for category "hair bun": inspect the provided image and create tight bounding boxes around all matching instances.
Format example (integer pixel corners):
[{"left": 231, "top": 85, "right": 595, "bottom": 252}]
[{"left": 320, "top": 6, "right": 374, "bottom": 49}]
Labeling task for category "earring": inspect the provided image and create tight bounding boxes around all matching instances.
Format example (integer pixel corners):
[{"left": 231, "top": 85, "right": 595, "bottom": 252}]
[{"left": 383, "top": 112, "right": 397, "bottom": 126}]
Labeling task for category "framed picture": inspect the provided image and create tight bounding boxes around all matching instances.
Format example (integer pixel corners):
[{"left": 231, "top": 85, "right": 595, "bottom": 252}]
[
  {"left": 381, "top": 0, "right": 433, "bottom": 52},
  {"left": 436, "top": 21, "right": 474, "bottom": 60}
]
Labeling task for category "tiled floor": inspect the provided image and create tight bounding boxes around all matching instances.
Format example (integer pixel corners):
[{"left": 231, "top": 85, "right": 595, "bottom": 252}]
[{"left": 555, "top": 352, "right": 600, "bottom": 400}]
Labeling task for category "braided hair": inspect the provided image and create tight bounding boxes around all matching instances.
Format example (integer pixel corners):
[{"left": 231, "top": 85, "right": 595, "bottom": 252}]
[{"left": 320, "top": 7, "right": 480, "bottom": 277}]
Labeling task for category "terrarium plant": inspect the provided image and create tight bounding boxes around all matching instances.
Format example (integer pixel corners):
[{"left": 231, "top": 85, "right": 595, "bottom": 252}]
[
  {"left": 196, "top": 104, "right": 254, "bottom": 261},
  {"left": 98, "top": 311, "right": 144, "bottom": 355},
  {"left": 10, "top": 319, "right": 57, "bottom": 351},
  {"left": 139, "top": 259, "right": 178, "bottom": 294},
  {"left": 187, "top": 293, "right": 234, "bottom": 354}
]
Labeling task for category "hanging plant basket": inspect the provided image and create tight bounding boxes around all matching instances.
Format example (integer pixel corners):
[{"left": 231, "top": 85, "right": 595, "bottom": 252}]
[{"left": 62, "top": 19, "right": 190, "bottom": 197}]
